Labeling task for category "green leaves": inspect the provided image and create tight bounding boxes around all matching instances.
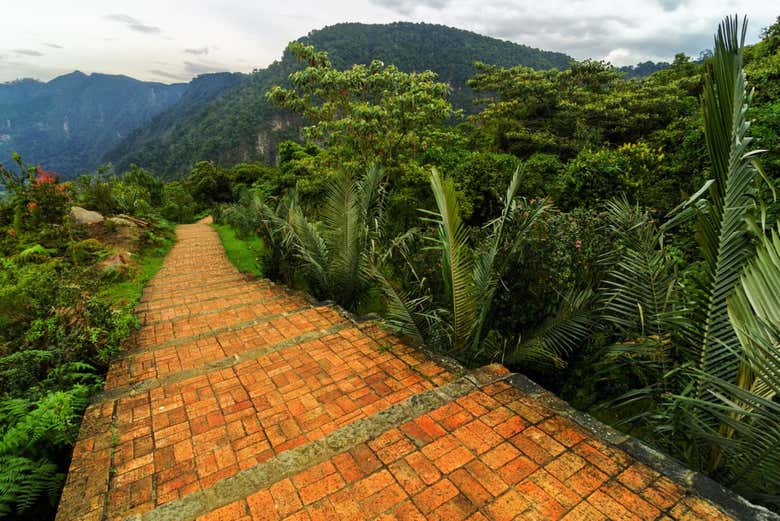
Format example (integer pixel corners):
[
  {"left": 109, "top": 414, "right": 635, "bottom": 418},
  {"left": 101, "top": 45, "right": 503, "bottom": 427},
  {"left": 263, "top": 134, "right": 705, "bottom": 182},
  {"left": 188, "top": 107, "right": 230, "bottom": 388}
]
[
  {"left": 388, "top": 166, "right": 554, "bottom": 361},
  {"left": 594, "top": 17, "right": 780, "bottom": 506},
  {"left": 602, "top": 198, "right": 679, "bottom": 339},
  {"left": 692, "top": 16, "right": 760, "bottom": 386},
  {"left": 728, "top": 227, "right": 780, "bottom": 397},
  {"left": 260, "top": 167, "right": 388, "bottom": 309},
  {"left": 468, "top": 59, "right": 694, "bottom": 162},
  {"left": 0, "top": 387, "right": 90, "bottom": 515},
  {"left": 425, "top": 168, "right": 476, "bottom": 352},
  {"left": 268, "top": 44, "right": 458, "bottom": 174}
]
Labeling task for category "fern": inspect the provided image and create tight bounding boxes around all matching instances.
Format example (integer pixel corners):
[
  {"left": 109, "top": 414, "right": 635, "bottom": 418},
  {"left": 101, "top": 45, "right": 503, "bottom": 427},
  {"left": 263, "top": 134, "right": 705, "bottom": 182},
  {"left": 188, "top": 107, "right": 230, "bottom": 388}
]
[
  {"left": 0, "top": 456, "right": 63, "bottom": 516},
  {"left": 15, "top": 245, "right": 55, "bottom": 264},
  {"left": 0, "top": 387, "right": 90, "bottom": 516}
]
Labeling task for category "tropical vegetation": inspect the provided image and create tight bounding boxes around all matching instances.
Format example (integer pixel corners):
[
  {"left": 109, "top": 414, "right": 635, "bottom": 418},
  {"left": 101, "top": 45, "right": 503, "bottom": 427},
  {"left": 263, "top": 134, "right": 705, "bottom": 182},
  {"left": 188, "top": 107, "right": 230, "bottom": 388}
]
[
  {"left": 0, "top": 158, "right": 176, "bottom": 518},
  {"left": 213, "top": 15, "right": 780, "bottom": 510}
]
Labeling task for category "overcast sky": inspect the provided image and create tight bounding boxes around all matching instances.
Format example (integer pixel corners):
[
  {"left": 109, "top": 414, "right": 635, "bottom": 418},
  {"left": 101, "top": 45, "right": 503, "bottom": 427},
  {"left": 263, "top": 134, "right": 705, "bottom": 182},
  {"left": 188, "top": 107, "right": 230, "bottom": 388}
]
[{"left": 0, "top": 1, "right": 775, "bottom": 83}]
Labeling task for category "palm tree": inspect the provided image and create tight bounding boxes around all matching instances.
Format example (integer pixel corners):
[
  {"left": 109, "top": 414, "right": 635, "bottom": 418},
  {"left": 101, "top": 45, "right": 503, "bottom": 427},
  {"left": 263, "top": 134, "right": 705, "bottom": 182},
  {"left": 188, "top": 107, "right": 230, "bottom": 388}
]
[
  {"left": 260, "top": 166, "right": 387, "bottom": 309},
  {"left": 380, "top": 166, "right": 592, "bottom": 365},
  {"left": 678, "top": 227, "right": 780, "bottom": 504},
  {"left": 599, "top": 16, "right": 780, "bottom": 505}
]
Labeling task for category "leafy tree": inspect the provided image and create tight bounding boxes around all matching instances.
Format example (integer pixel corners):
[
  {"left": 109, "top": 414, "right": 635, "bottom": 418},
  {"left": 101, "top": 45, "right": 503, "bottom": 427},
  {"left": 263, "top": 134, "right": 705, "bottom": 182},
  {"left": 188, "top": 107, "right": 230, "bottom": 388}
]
[
  {"left": 186, "top": 161, "right": 233, "bottom": 206},
  {"left": 267, "top": 43, "right": 459, "bottom": 175},
  {"left": 469, "top": 59, "right": 693, "bottom": 159},
  {"left": 122, "top": 165, "right": 164, "bottom": 207}
]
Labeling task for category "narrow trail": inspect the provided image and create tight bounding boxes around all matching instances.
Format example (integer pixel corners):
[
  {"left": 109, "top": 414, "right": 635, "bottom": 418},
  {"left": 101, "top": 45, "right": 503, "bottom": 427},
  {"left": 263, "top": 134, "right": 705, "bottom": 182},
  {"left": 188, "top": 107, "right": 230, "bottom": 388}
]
[{"left": 56, "top": 218, "right": 747, "bottom": 521}]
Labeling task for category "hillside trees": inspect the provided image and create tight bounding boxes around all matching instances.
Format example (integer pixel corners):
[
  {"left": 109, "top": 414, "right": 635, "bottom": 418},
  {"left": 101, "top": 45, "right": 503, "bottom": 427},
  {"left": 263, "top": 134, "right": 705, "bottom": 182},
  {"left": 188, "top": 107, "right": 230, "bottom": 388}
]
[
  {"left": 468, "top": 57, "right": 705, "bottom": 212},
  {"left": 469, "top": 59, "right": 694, "bottom": 157}
]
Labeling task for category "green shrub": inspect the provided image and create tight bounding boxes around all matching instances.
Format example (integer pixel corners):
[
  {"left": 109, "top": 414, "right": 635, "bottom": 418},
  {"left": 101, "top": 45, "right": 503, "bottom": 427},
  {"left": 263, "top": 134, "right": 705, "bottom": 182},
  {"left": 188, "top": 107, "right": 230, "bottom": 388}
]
[
  {"left": 67, "top": 239, "right": 106, "bottom": 266},
  {"left": 15, "top": 245, "right": 54, "bottom": 264}
]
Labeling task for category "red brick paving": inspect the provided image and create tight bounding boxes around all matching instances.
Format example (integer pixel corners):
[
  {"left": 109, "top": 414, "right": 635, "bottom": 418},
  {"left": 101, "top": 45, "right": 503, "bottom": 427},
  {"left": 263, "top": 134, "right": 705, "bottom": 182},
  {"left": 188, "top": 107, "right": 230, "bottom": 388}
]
[{"left": 56, "top": 218, "right": 739, "bottom": 521}]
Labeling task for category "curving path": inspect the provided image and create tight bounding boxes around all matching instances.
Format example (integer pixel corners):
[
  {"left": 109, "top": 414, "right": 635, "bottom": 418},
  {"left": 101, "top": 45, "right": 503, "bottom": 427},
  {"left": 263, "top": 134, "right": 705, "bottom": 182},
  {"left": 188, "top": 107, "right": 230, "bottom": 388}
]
[{"left": 56, "top": 217, "right": 762, "bottom": 521}]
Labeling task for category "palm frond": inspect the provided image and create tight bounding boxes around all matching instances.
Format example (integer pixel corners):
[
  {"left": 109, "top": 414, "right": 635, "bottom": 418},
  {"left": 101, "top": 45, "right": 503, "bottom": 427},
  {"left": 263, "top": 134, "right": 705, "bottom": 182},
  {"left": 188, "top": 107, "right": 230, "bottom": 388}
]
[
  {"left": 290, "top": 207, "right": 331, "bottom": 295},
  {"left": 728, "top": 227, "right": 780, "bottom": 397},
  {"left": 372, "top": 267, "right": 438, "bottom": 347},
  {"left": 674, "top": 373, "right": 780, "bottom": 503},
  {"left": 508, "top": 288, "right": 598, "bottom": 370},
  {"left": 470, "top": 168, "right": 523, "bottom": 348},
  {"left": 424, "top": 168, "right": 476, "bottom": 351},
  {"left": 694, "top": 15, "right": 764, "bottom": 387},
  {"left": 322, "top": 171, "right": 361, "bottom": 302},
  {"left": 473, "top": 171, "right": 550, "bottom": 346},
  {"left": 602, "top": 198, "right": 679, "bottom": 338}
]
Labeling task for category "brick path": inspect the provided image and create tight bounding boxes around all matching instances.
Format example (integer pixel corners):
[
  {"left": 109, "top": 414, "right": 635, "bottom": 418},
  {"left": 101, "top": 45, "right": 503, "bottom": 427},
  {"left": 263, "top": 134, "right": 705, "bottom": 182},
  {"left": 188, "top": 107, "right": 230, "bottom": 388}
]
[{"left": 56, "top": 218, "right": 759, "bottom": 521}]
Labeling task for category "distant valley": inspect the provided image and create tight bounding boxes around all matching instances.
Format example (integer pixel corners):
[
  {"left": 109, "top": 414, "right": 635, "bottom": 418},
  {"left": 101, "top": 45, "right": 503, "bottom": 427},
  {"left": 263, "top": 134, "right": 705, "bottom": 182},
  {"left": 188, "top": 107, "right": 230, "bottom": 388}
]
[{"left": 0, "top": 71, "right": 244, "bottom": 177}]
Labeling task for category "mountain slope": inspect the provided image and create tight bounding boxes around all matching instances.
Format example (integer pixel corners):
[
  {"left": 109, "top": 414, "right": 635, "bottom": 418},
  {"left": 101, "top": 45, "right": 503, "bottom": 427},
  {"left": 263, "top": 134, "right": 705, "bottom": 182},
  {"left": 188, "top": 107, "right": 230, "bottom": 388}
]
[
  {"left": 0, "top": 72, "right": 189, "bottom": 177},
  {"left": 98, "top": 72, "right": 247, "bottom": 172},
  {"left": 105, "top": 22, "right": 573, "bottom": 177}
]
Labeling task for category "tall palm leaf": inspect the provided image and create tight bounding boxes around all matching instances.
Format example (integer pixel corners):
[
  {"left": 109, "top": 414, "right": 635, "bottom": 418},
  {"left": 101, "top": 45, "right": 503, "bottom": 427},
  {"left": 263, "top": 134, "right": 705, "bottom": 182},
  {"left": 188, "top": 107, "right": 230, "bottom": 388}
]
[
  {"left": 508, "top": 288, "right": 598, "bottom": 370},
  {"left": 422, "top": 168, "right": 476, "bottom": 352},
  {"left": 686, "top": 16, "right": 765, "bottom": 390}
]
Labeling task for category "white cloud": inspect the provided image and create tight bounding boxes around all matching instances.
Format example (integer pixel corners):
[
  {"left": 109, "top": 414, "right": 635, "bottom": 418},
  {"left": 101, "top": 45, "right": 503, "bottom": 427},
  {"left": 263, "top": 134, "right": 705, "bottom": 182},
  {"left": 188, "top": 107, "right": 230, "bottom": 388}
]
[
  {"left": 104, "top": 13, "right": 162, "bottom": 35},
  {"left": 184, "top": 46, "right": 209, "bottom": 56}
]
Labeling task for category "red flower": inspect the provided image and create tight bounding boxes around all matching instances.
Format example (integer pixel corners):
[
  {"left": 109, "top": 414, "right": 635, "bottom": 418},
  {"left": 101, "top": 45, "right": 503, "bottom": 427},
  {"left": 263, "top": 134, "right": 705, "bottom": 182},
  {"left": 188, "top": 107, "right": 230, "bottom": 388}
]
[
  {"left": 34, "top": 165, "right": 58, "bottom": 185},
  {"left": 27, "top": 201, "right": 38, "bottom": 211},
  {"left": 575, "top": 239, "right": 582, "bottom": 250}
]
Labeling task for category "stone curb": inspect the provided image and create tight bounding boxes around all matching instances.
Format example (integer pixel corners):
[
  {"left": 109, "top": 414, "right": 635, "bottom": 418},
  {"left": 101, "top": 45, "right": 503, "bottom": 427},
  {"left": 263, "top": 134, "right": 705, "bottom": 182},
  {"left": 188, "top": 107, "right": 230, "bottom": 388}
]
[
  {"left": 141, "top": 293, "right": 287, "bottom": 327},
  {"left": 120, "top": 303, "right": 314, "bottom": 359},
  {"left": 93, "top": 321, "right": 351, "bottom": 404},
  {"left": 134, "top": 286, "right": 271, "bottom": 315}
]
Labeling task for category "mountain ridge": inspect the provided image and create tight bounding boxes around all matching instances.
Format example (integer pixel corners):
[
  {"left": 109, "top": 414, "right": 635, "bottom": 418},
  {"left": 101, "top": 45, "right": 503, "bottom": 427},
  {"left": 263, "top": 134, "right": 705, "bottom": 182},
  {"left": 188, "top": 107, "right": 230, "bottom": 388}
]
[{"left": 0, "top": 71, "right": 190, "bottom": 176}]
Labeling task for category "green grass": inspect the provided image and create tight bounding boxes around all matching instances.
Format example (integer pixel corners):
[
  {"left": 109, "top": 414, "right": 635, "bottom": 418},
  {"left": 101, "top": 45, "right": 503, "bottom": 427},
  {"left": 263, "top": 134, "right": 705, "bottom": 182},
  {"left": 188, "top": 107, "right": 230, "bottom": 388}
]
[
  {"left": 213, "top": 223, "right": 265, "bottom": 277},
  {"left": 98, "top": 226, "right": 175, "bottom": 307}
]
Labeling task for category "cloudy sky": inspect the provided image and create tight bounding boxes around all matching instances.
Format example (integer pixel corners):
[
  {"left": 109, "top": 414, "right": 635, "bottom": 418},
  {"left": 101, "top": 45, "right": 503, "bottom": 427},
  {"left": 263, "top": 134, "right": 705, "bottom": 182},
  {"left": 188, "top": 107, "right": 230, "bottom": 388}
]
[{"left": 0, "top": 1, "right": 775, "bottom": 83}]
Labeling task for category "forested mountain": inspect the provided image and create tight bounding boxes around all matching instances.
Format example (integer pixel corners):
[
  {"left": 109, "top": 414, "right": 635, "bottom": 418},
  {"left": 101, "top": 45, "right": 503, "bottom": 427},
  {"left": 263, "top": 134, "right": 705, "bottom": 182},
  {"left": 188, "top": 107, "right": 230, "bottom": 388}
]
[
  {"left": 98, "top": 72, "right": 247, "bottom": 174},
  {"left": 0, "top": 72, "right": 189, "bottom": 177},
  {"left": 104, "top": 22, "right": 573, "bottom": 177}
]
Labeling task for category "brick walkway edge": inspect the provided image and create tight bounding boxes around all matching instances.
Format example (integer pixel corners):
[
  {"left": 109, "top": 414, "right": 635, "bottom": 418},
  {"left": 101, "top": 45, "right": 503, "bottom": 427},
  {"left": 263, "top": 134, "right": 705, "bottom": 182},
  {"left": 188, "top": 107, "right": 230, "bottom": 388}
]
[{"left": 56, "top": 217, "right": 776, "bottom": 521}]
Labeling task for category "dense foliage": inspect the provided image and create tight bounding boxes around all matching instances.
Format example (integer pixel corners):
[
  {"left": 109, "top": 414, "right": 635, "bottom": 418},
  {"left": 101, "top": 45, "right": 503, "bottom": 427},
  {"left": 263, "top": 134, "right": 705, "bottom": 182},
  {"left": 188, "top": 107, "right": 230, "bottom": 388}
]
[{"left": 0, "top": 156, "right": 180, "bottom": 518}]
